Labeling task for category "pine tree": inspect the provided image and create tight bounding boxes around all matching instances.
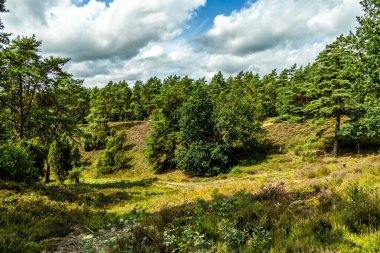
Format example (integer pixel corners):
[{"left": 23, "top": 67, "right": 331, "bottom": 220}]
[
  {"left": 0, "top": 36, "right": 80, "bottom": 141},
  {"left": 259, "top": 70, "right": 278, "bottom": 117},
  {"left": 355, "top": 0, "right": 380, "bottom": 138},
  {"left": 305, "top": 35, "right": 358, "bottom": 157},
  {"left": 146, "top": 76, "right": 188, "bottom": 172},
  {"left": 0, "top": 0, "right": 9, "bottom": 47}
]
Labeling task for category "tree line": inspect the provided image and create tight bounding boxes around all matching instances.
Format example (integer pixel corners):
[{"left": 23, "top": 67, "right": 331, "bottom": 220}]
[{"left": 0, "top": 0, "right": 380, "bottom": 181}]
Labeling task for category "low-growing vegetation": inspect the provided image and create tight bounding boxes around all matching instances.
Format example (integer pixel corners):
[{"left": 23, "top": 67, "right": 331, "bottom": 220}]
[{"left": 1, "top": 1, "right": 380, "bottom": 252}]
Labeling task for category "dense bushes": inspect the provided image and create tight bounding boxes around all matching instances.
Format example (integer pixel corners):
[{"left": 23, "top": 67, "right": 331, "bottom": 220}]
[
  {"left": 147, "top": 76, "right": 265, "bottom": 176},
  {"left": 0, "top": 142, "right": 41, "bottom": 182},
  {"left": 82, "top": 130, "right": 108, "bottom": 151},
  {"left": 174, "top": 82, "right": 231, "bottom": 176},
  {"left": 48, "top": 140, "right": 81, "bottom": 183},
  {"left": 175, "top": 142, "right": 229, "bottom": 176},
  {"left": 97, "top": 132, "right": 131, "bottom": 174}
]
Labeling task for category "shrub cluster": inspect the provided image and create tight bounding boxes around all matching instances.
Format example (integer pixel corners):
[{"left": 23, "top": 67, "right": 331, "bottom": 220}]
[
  {"left": 97, "top": 132, "right": 131, "bottom": 174},
  {"left": 48, "top": 140, "right": 81, "bottom": 183},
  {"left": 0, "top": 142, "right": 41, "bottom": 182},
  {"left": 82, "top": 130, "right": 108, "bottom": 151}
]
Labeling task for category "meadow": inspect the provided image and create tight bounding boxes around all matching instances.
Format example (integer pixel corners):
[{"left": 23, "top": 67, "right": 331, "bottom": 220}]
[{"left": 1, "top": 120, "right": 379, "bottom": 252}]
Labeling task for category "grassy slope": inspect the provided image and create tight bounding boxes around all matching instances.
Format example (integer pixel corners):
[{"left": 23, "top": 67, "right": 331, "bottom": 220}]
[{"left": 1, "top": 120, "right": 379, "bottom": 252}]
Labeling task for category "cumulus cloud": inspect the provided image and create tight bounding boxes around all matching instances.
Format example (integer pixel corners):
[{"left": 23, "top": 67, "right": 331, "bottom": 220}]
[
  {"left": 3, "top": 0, "right": 205, "bottom": 61},
  {"left": 201, "top": 0, "right": 361, "bottom": 55},
  {"left": 1, "top": 0, "right": 363, "bottom": 86}
]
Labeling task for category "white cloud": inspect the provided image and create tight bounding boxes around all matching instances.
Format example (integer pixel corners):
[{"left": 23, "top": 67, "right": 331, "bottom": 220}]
[
  {"left": 3, "top": 0, "right": 205, "bottom": 61},
  {"left": 141, "top": 45, "right": 164, "bottom": 59},
  {"left": 202, "top": 0, "right": 361, "bottom": 55},
  {"left": 1, "top": 0, "right": 362, "bottom": 86}
]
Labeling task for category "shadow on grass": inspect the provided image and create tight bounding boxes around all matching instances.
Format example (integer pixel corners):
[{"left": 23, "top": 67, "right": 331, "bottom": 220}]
[
  {"left": 0, "top": 185, "right": 118, "bottom": 253},
  {"left": 0, "top": 178, "right": 158, "bottom": 208},
  {"left": 42, "top": 178, "right": 158, "bottom": 206},
  {"left": 235, "top": 140, "right": 279, "bottom": 167}
]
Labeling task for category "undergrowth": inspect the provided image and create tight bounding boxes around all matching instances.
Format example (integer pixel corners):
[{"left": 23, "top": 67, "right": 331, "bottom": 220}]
[{"left": 89, "top": 183, "right": 380, "bottom": 253}]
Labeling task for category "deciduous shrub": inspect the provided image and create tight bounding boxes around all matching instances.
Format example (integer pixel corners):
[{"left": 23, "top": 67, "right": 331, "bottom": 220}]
[{"left": 175, "top": 142, "right": 229, "bottom": 176}]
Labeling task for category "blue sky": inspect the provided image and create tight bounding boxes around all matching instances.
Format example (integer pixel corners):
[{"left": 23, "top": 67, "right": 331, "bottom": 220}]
[
  {"left": 75, "top": 0, "right": 112, "bottom": 7},
  {"left": 3, "top": 0, "right": 362, "bottom": 86},
  {"left": 183, "top": 0, "right": 251, "bottom": 38},
  {"left": 74, "top": 0, "right": 251, "bottom": 38}
]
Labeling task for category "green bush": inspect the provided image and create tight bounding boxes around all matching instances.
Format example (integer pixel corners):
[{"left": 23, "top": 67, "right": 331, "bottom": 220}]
[
  {"left": 97, "top": 132, "right": 131, "bottom": 174},
  {"left": 175, "top": 142, "right": 229, "bottom": 176},
  {"left": 0, "top": 188, "right": 110, "bottom": 253},
  {"left": 0, "top": 142, "right": 40, "bottom": 182},
  {"left": 82, "top": 130, "right": 108, "bottom": 151},
  {"left": 339, "top": 185, "right": 380, "bottom": 233},
  {"left": 21, "top": 140, "right": 47, "bottom": 176},
  {"left": 48, "top": 140, "right": 78, "bottom": 183},
  {"left": 301, "top": 151, "right": 317, "bottom": 163},
  {"left": 68, "top": 166, "right": 84, "bottom": 184}
]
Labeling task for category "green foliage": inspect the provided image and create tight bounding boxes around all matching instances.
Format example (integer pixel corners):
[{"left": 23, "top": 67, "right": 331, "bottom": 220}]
[
  {"left": 0, "top": 36, "right": 82, "bottom": 141},
  {"left": 276, "top": 64, "right": 313, "bottom": 120},
  {"left": 70, "top": 144, "right": 80, "bottom": 167},
  {"left": 68, "top": 166, "right": 84, "bottom": 185},
  {"left": 339, "top": 184, "right": 380, "bottom": 233},
  {"left": 21, "top": 140, "right": 47, "bottom": 176},
  {"left": 259, "top": 70, "right": 278, "bottom": 117},
  {"left": 355, "top": 0, "right": 380, "bottom": 141},
  {"left": 147, "top": 74, "right": 266, "bottom": 176},
  {"left": 175, "top": 80, "right": 231, "bottom": 176},
  {"left": 304, "top": 35, "right": 358, "bottom": 119},
  {"left": 0, "top": 142, "right": 40, "bottom": 182},
  {"left": 107, "top": 184, "right": 380, "bottom": 253},
  {"left": 145, "top": 76, "right": 189, "bottom": 173},
  {"left": 214, "top": 72, "right": 264, "bottom": 159},
  {"left": 82, "top": 130, "right": 108, "bottom": 151},
  {"left": 86, "top": 81, "right": 132, "bottom": 124},
  {"left": 178, "top": 80, "right": 216, "bottom": 145},
  {"left": 175, "top": 142, "right": 229, "bottom": 176},
  {"left": 0, "top": 183, "right": 110, "bottom": 253},
  {"left": 146, "top": 120, "right": 178, "bottom": 173},
  {"left": 304, "top": 35, "right": 359, "bottom": 156},
  {"left": 48, "top": 139, "right": 77, "bottom": 183},
  {"left": 0, "top": 0, "right": 9, "bottom": 46},
  {"left": 97, "top": 132, "right": 131, "bottom": 174}
]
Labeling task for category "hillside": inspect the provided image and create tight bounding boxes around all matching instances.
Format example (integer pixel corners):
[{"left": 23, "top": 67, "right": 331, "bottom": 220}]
[{"left": 1, "top": 120, "right": 378, "bottom": 252}]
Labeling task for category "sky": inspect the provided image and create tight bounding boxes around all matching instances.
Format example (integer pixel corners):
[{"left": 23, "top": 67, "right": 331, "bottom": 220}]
[{"left": 2, "top": 0, "right": 363, "bottom": 87}]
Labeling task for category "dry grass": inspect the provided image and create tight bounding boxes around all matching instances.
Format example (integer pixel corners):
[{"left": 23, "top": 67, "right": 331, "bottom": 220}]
[
  {"left": 79, "top": 120, "right": 380, "bottom": 214},
  {"left": 32, "top": 119, "right": 380, "bottom": 252}
]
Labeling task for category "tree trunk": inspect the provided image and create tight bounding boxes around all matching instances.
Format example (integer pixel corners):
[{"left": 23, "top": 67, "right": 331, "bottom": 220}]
[
  {"left": 18, "top": 75, "right": 24, "bottom": 139},
  {"left": 332, "top": 113, "right": 341, "bottom": 158},
  {"left": 45, "top": 162, "right": 50, "bottom": 184},
  {"left": 357, "top": 142, "right": 361, "bottom": 155}
]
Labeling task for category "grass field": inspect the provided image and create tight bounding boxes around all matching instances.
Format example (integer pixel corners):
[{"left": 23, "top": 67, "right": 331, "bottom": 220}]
[{"left": 1, "top": 120, "right": 379, "bottom": 252}]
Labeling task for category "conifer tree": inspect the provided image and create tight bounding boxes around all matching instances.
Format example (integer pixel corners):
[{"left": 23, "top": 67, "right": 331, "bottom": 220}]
[
  {"left": 305, "top": 35, "right": 358, "bottom": 157},
  {"left": 146, "top": 76, "right": 188, "bottom": 172},
  {"left": 355, "top": 0, "right": 380, "bottom": 138},
  {"left": 47, "top": 140, "right": 73, "bottom": 183}
]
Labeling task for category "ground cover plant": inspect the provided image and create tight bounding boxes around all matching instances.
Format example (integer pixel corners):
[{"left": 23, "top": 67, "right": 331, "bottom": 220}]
[{"left": 1, "top": 0, "right": 380, "bottom": 252}]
